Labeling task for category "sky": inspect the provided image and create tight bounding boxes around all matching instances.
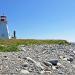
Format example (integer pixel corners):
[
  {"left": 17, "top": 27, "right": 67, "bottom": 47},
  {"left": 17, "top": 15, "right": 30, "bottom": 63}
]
[{"left": 0, "top": 0, "right": 75, "bottom": 42}]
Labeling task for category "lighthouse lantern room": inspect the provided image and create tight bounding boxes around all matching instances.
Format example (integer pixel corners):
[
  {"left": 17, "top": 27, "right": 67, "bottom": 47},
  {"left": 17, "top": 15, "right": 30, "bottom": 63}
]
[{"left": 0, "top": 16, "right": 9, "bottom": 39}]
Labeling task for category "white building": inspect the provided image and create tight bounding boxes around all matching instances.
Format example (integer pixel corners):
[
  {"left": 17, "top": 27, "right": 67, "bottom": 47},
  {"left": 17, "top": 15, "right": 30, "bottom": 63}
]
[{"left": 0, "top": 16, "right": 9, "bottom": 39}]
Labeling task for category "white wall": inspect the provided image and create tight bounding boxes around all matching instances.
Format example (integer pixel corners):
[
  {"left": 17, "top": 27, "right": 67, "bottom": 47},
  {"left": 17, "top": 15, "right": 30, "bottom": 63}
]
[{"left": 0, "top": 23, "right": 9, "bottom": 39}]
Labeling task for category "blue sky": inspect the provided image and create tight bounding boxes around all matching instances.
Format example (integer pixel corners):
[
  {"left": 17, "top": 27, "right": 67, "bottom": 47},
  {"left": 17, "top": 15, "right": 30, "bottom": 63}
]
[{"left": 0, "top": 0, "right": 75, "bottom": 42}]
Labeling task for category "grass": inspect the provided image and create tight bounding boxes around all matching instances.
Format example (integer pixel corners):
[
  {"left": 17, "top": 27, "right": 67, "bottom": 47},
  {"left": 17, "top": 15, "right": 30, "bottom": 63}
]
[
  {"left": 0, "top": 45, "right": 18, "bottom": 52},
  {"left": 0, "top": 39, "right": 70, "bottom": 52}
]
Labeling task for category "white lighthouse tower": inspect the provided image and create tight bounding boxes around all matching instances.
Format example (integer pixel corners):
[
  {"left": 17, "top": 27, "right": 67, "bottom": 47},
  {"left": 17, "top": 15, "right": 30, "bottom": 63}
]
[{"left": 0, "top": 16, "right": 9, "bottom": 39}]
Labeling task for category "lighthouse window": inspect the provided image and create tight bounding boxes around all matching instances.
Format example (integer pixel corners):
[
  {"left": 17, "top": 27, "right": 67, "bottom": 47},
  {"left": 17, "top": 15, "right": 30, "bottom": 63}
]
[{"left": 1, "top": 19, "right": 4, "bottom": 21}]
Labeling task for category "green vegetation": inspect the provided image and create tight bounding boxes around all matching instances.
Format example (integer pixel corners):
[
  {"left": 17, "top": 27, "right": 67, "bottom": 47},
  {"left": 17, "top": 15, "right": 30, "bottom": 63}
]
[
  {"left": 0, "top": 45, "right": 18, "bottom": 52},
  {"left": 0, "top": 39, "right": 70, "bottom": 52}
]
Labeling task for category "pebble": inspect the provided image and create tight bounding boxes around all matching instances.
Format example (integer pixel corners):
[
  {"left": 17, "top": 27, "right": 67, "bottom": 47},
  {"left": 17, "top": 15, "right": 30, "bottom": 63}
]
[
  {"left": 20, "top": 69, "right": 30, "bottom": 74},
  {"left": 40, "top": 70, "right": 52, "bottom": 74},
  {"left": 73, "top": 51, "right": 75, "bottom": 54}
]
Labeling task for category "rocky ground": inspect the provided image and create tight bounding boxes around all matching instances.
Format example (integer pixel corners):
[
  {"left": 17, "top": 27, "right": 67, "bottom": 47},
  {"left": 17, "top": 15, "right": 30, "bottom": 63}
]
[{"left": 0, "top": 44, "right": 75, "bottom": 75}]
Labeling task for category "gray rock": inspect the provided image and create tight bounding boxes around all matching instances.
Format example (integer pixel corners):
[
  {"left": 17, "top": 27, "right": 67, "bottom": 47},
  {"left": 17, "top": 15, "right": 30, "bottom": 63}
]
[{"left": 48, "top": 59, "right": 58, "bottom": 66}]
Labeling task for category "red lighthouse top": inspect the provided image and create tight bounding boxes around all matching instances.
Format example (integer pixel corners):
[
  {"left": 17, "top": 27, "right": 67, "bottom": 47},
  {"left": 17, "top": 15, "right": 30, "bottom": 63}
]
[{"left": 0, "top": 16, "right": 7, "bottom": 23}]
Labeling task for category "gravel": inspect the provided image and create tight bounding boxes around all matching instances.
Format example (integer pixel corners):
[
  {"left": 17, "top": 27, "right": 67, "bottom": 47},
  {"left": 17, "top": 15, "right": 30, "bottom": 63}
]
[{"left": 0, "top": 44, "right": 75, "bottom": 75}]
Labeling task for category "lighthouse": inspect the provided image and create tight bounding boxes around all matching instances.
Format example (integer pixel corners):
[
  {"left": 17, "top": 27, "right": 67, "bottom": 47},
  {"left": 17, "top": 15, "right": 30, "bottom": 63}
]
[{"left": 0, "top": 16, "right": 9, "bottom": 39}]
